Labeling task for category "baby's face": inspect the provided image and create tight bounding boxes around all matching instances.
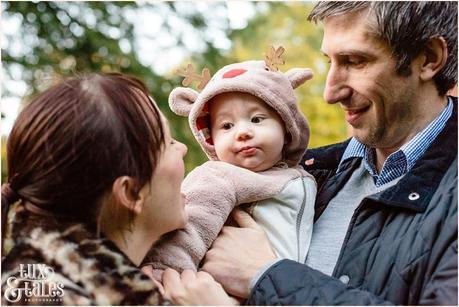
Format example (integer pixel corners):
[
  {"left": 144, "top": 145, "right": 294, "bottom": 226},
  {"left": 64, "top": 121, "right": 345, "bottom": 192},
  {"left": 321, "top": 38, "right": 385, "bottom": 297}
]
[{"left": 209, "top": 92, "right": 286, "bottom": 172}]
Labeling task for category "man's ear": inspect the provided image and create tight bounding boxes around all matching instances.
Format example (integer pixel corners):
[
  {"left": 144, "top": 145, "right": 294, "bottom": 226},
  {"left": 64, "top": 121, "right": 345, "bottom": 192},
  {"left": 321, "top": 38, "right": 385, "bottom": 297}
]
[
  {"left": 112, "top": 176, "right": 144, "bottom": 215},
  {"left": 419, "top": 37, "right": 448, "bottom": 81}
]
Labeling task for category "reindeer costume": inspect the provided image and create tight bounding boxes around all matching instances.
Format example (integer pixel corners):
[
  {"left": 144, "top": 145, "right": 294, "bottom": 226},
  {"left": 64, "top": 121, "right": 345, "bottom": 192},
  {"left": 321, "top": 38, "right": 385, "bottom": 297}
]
[{"left": 144, "top": 48, "right": 317, "bottom": 279}]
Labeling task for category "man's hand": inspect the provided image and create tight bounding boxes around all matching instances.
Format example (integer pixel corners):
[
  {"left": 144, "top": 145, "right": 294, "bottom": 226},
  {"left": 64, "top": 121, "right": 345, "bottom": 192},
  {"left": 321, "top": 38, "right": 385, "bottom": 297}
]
[{"left": 201, "top": 208, "right": 277, "bottom": 298}]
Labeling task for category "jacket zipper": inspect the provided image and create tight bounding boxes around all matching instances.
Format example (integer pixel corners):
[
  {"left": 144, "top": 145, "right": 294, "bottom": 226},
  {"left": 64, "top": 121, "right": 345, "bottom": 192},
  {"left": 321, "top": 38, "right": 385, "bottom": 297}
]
[{"left": 296, "top": 175, "right": 308, "bottom": 262}]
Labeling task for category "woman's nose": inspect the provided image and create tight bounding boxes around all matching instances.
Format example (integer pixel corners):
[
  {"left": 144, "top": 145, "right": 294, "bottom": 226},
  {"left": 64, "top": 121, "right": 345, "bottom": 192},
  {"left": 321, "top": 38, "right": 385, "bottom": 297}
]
[
  {"left": 178, "top": 141, "right": 188, "bottom": 156},
  {"left": 323, "top": 64, "right": 352, "bottom": 104}
]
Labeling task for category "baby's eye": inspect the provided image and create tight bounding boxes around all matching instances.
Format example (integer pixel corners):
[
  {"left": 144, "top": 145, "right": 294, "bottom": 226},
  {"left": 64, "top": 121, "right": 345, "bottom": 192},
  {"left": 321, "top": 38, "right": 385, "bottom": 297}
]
[
  {"left": 251, "top": 116, "right": 264, "bottom": 123},
  {"left": 222, "top": 123, "right": 233, "bottom": 130}
]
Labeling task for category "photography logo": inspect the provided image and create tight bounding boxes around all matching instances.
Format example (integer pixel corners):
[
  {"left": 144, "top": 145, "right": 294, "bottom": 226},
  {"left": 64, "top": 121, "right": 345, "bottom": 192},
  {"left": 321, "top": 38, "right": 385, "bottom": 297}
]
[{"left": 4, "top": 264, "right": 65, "bottom": 303}]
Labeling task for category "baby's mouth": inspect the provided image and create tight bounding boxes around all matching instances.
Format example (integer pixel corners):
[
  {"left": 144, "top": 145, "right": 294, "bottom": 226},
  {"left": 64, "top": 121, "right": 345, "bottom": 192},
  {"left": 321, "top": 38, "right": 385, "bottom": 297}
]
[{"left": 238, "top": 146, "right": 257, "bottom": 155}]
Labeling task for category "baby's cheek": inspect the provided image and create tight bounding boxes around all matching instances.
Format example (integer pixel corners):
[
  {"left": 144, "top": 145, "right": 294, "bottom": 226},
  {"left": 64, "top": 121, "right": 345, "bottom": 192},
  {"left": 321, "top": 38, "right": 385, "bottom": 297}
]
[{"left": 213, "top": 137, "right": 229, "bottom": 157}]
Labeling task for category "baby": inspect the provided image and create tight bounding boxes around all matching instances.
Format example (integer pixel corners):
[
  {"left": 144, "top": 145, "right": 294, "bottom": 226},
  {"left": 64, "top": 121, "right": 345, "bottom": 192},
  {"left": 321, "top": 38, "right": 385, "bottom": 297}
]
[{"left": 143, "top": 55, "right": 316, "bottom": 280}]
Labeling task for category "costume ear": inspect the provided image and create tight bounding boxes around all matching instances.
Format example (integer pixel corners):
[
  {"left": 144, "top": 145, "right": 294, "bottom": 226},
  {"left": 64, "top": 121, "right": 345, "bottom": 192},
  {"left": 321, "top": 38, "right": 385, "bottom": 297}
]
[
  {"left": 168, "top": 87, "right": 199, "bottom": 117},
  {"left": 285, "top": 68, "right": 313, "bottom": 89}
]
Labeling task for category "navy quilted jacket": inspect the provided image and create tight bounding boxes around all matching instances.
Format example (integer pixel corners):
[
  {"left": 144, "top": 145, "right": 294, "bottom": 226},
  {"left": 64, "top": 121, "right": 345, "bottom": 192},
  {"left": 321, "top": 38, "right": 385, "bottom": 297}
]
[{"left": 247, "top": 99, "right": 457, "bottom": 305}]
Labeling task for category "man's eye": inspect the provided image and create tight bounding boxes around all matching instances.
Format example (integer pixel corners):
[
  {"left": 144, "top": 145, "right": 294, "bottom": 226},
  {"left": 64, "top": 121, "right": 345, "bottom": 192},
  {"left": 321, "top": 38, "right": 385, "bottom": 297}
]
[
  {"left": 345, "top": 56, "right": 365, "bottom": 66},
  {"left": 251, "top": 116, "right": 264, "bottom": 123},
  {"left": 222, "top": 123, "right": 233, "bottom": 130}
]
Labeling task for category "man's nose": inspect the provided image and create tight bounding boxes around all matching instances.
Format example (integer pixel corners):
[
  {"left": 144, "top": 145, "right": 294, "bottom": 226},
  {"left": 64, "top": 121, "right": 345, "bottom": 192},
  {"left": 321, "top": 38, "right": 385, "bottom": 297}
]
[
  {"left": 235, "top": 125, "right": 253, "bottom": 141},
  {"left": 323, "top": 64, "right": 352, "bottom": 104}
]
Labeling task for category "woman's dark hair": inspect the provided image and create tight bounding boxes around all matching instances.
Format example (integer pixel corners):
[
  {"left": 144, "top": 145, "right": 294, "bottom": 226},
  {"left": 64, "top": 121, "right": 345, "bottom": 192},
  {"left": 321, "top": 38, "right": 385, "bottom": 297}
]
[
  {"left": 1, "top": 73, "right": 165, "bottom": 237},
  {"left": 308, "top": 1, "right": 458, "bottom": 96}
]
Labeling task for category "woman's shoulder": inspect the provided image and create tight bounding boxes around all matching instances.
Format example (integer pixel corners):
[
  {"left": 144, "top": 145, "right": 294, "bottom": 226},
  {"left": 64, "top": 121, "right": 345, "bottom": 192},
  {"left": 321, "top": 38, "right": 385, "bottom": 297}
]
[{"left": 2, "top": 222, "right": 167, "bottom": 305}]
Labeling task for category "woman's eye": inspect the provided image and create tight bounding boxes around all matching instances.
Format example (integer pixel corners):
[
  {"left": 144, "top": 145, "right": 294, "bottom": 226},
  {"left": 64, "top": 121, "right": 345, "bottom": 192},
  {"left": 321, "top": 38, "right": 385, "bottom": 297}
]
[
  {"left": 251, "top": 116, "right": 264, "bottom": 123},
  {"left": 170, "top": 139, "right": 176, "bottom": 145},
  {"left": 222, "top": 123, "right": 233, "bottom": 130}
]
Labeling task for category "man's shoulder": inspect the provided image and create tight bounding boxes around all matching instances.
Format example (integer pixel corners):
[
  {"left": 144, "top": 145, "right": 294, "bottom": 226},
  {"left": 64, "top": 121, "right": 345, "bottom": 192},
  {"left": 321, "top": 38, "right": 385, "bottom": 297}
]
[{"left": 300, "top": 138, "right": 352, "bottom": 172}]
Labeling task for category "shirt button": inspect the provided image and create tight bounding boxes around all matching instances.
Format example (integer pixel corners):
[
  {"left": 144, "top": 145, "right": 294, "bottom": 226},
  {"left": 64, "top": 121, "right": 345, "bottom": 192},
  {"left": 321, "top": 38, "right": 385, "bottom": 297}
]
[
  {"left": 408, "top": 192, "right": 420, "bottom": 200},
  {"left": 339, "top": 275, "right": 350, "bottom": 285}
]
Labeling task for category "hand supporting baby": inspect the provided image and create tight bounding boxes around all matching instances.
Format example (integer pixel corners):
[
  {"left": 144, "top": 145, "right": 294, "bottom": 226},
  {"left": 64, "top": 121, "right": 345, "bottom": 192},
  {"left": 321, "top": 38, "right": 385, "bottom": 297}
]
[{"left": 144, "top": 267, "right": 238, "bottom": 305}]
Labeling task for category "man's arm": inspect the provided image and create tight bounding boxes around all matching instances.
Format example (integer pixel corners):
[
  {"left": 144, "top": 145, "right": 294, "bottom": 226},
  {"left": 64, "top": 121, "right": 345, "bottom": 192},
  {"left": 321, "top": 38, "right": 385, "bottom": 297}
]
[
  {"left": 201, "top": 209, "right": 391, "bottom": 304},
  {"left": 419, "top": 239, "right": 458, "bottom": 305},
  {"left": 249, "top": 236, "right": 457, "bottom": 306},
  {"left": 248, "top": 259, "right": 391, "bottom": 305},
  {"left": 203, "top": 209, "right": 458, "bottom": 305}
]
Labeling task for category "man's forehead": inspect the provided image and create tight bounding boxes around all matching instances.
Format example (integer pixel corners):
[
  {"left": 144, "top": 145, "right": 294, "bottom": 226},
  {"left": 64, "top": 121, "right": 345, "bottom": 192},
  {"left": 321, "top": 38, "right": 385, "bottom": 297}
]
[{"left": 321, "top": 11, "right": 384, "bottom": 55}]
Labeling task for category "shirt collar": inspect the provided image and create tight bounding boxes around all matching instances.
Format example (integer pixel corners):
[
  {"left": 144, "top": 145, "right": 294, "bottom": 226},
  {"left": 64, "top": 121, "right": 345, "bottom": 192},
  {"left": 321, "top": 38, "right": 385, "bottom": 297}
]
[
  {"left": 400, "top": 98, "right": 453, "bottom": 170},
  {"left": 338, "top": 97, "right": 453, "bottom": 175}
]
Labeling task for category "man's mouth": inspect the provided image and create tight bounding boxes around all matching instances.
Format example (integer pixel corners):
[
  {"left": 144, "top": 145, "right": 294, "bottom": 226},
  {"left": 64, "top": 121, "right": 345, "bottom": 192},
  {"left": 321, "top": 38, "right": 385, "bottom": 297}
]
[{"left": 344, "top": 105, "right": 370, "bottom": 125}]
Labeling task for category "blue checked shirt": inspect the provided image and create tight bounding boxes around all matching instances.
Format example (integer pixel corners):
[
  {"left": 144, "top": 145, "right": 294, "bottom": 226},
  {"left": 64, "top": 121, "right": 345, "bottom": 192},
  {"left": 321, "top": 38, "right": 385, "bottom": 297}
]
[{"left": 338, "top": 98, "right": 453, "bottom": 187}]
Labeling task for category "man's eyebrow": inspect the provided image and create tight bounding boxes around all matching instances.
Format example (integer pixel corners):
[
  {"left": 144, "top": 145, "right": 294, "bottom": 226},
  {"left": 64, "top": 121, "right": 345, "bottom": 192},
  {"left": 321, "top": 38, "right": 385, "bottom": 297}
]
[
  {"left": 321, "top": 49, "right": 374, "bottom": 58},
  {"left": 337, "top": 50, "right": 370, "bottom": 56}
]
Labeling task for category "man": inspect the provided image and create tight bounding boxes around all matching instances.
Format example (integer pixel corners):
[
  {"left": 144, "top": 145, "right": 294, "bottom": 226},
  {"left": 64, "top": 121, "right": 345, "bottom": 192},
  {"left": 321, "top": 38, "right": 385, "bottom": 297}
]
[{"left": 202, "top": 2, "right": 458, "bottom": 305}]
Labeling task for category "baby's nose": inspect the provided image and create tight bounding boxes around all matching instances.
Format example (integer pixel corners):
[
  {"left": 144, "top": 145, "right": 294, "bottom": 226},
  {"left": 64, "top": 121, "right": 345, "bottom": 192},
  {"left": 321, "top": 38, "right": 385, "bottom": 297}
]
[{"left": 235, "top": 126, "right": 253, "bottom": 141}]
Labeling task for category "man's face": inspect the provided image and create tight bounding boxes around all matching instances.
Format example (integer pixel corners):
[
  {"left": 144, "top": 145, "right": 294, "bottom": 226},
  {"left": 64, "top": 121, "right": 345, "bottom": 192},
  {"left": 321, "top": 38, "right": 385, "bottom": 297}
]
[{"left": 321, "top": 9, "right": 423, "bottom": 150}]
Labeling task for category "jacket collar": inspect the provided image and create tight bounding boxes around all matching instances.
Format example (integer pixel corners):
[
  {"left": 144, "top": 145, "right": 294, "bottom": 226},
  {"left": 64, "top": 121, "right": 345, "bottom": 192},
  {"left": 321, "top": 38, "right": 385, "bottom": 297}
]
[{"left": 368, "top": 98, "right": 457, "bottom": 212}]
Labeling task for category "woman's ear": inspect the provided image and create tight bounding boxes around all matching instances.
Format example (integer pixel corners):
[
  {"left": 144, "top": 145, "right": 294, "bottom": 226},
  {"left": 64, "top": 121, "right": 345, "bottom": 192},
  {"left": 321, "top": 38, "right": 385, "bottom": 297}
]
[
  {"left": 419, "top": 36, "right": 448, "bottom": 82},
  {"left": 168, "top": 87, "right": 199, "bottom": 117},
  {"left": 112, "top": 176, "right": 144, "bottom": 215}
]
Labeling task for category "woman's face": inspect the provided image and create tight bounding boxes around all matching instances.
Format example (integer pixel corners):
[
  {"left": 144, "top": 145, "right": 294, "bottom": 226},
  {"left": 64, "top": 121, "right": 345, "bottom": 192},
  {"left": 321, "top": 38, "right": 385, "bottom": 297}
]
[{"left": 140, "top": 116, "right": 188, "bottom": 236}]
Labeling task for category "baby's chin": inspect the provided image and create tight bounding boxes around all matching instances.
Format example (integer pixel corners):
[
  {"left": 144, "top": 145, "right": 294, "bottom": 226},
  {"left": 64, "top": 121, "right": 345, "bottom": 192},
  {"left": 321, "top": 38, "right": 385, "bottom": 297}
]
[
  {"left": 217, "top": 155, "right": 282, "bottom": 172},
  {"left": 236, "top": 159, "right": 279, "bottom": 172}
]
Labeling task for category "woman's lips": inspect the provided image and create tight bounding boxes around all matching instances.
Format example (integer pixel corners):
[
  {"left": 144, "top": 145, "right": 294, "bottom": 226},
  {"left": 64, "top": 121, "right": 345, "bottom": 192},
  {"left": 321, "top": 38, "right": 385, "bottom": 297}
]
[{"left": 345, "top": 106, "right": 370, "bottom": 125}]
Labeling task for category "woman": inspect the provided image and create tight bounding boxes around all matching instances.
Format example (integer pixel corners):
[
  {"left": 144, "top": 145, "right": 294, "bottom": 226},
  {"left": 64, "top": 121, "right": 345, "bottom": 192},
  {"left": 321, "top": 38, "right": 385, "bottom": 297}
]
[{"left": 1, "top": 73, "right": 234, "bottom": 305}]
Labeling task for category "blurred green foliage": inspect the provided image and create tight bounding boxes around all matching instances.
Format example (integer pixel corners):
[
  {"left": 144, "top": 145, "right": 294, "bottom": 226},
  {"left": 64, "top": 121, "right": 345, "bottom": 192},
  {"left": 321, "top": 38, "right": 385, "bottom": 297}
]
[{"left": 1, "top": 1, "right": 347, "bottom": 182}]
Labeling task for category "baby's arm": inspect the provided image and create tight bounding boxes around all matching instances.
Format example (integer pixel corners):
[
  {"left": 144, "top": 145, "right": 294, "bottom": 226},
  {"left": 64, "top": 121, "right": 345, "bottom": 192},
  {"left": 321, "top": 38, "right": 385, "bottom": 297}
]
[{"left": 142, "top": 161, "right": 300, "bottom": 281}]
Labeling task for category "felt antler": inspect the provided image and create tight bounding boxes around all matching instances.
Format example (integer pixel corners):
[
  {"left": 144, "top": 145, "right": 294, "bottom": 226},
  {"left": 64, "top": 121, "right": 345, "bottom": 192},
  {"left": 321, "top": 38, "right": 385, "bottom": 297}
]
[
  {"left": 264, "top": 45, "right": 285, "bottom": 72},
  {"left": 176, "top": 64, "right": 211, "bottom": 90}
]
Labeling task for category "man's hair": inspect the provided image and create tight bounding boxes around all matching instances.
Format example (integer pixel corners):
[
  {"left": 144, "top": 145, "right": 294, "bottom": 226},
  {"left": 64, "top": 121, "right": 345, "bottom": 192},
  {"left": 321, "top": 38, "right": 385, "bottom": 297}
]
[{"left": 308, "top": 1, "right": 458, "bottom": 96}]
